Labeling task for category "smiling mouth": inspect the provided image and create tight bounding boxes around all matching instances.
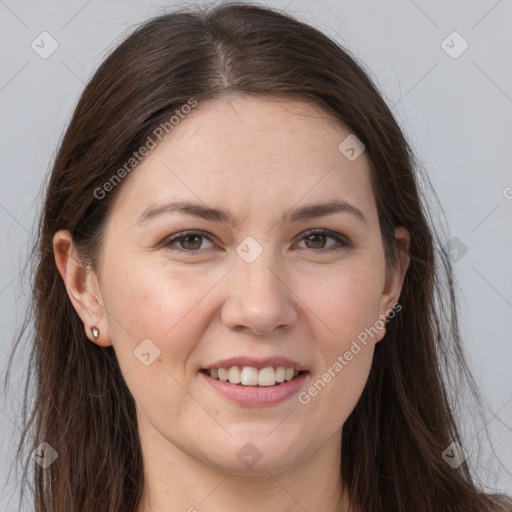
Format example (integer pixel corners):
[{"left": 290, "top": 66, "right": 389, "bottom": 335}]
[{"left": 201, "top": 366, "right": 304, "bottom": 387}]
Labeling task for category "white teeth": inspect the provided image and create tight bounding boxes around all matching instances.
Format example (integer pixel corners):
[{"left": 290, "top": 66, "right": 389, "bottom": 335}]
[
  {"left": 227, "top": 366, "right": 241, "bottom": 384},
  {"left": 218, "top": 368, "right": 228, "bottom": 382},
  {"left": 275, "top": 366, "right": 286, "bottom": 382},
  {"left": 258, "top": 367, "right": 276, "bottom": 386},
  {"left": 240, "top": 367, "right": 259, "bottom": 386},
  {"left": 206, "top": 366, "right": 302, "bottom": 386}
]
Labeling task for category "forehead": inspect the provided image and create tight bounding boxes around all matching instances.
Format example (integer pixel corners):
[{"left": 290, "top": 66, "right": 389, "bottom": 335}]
[{"left": 110, "top": 95, "right": 377, "bottom": 227}]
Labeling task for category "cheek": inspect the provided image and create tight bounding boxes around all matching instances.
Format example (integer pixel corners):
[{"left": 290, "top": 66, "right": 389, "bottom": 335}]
[
  {"left": 103, "top": 257, "right": 215, "bottom": 340},
  {"left": 308, "top": 258, "right": 384, "bottom": 352},
  {"left": 296, "top": 259, "right": 383, "bottom": 423},
  {"left": 100, "top": 258, "right": 216, "bottom": 428}
]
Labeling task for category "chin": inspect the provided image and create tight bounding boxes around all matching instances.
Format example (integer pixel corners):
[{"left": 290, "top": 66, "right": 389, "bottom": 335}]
[{"left": 199, "top": 429, "right": 303, "bottom": 474}]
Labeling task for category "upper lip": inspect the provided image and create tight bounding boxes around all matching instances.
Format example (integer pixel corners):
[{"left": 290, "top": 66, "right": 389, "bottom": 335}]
[{"left": 203, "top": 356, "right": 308, "bottom": 372}]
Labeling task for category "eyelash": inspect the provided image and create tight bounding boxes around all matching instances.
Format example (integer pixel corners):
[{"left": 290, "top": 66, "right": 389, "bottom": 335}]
[{"left": 162, "top": 229, "right": 350, "bottom": 255}]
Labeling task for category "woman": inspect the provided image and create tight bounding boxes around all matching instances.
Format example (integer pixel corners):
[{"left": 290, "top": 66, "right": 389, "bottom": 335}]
[{"left": 6, "top": 2, "right": 511, "bottom": 511}]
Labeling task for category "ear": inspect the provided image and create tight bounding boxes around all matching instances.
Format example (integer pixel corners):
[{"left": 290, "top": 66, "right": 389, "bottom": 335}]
[
  {"left": 53, "top": 230, "right": 112, "bottom": 347},
  {"left": 375, "top": 225, "right": 410, "bottom": 342}
]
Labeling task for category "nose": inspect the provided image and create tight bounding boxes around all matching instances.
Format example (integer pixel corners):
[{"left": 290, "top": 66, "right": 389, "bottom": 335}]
[{"left": 220, "top": 245, "right": 298, "bottom": 336}]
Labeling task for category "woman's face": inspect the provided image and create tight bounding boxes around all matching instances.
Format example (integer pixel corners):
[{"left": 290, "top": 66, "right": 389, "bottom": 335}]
[{"left": 64, "top": 96, "right": 409, "bottom": 475}]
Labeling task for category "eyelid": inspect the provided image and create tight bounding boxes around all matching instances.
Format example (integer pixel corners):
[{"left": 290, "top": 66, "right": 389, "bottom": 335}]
[{"left": 162, "top": 228, "right": 350, "bottom": 254}]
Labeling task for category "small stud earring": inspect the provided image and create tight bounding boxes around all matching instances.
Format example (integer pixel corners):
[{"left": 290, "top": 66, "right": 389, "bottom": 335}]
[{"left": 91, "top": 326, "right": 100, "bottom": 339}]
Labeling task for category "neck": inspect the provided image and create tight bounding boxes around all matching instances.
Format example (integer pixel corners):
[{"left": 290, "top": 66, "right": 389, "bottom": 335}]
[{"left": 135, "top": 417, "right": 351, "bottom": 512}]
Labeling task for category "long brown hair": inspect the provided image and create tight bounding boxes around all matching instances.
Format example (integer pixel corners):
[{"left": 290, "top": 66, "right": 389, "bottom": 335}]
[{"left": 4, "top": 2, "right": 511, "bottom": 511}]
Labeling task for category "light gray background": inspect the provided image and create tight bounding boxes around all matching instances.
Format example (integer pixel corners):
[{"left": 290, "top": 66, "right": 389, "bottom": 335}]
[{"left": 1, "top": 0, "right": 511, "bottom": 509}]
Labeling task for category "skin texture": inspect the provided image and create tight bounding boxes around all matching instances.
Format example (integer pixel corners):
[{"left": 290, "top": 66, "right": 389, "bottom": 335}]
[{"left": 53, "top": 96, "right": 410, "bottom": 512}]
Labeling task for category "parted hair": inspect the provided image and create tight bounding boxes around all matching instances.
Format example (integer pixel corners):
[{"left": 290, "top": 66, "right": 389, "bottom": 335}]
[{"left": 5, "top": 2, "right": 511, "bottom": 511}]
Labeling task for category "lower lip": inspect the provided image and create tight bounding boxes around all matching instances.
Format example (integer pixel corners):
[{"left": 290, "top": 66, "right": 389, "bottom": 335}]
[{"left": 201, "top": 371, "right": 309, "bottom": 406}]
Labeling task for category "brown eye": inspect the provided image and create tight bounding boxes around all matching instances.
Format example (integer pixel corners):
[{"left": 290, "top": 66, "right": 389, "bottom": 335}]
[
  {"left": 179, "top": 234, "right": 203, "bottom": 250},
  {"left": 304, "top": 233, "right": 328, "bottom": 249},
  {"left": 163, "top": 231, "right": 214, "bottom": 253},
  {"left": 296, "top": 229, "right": 349, "bottom": 253}
]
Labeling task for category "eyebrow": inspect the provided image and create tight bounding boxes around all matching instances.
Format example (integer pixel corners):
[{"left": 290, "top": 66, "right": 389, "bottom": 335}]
[{"left": 136, "top": 198, "right": 367, "bottom": 227}]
